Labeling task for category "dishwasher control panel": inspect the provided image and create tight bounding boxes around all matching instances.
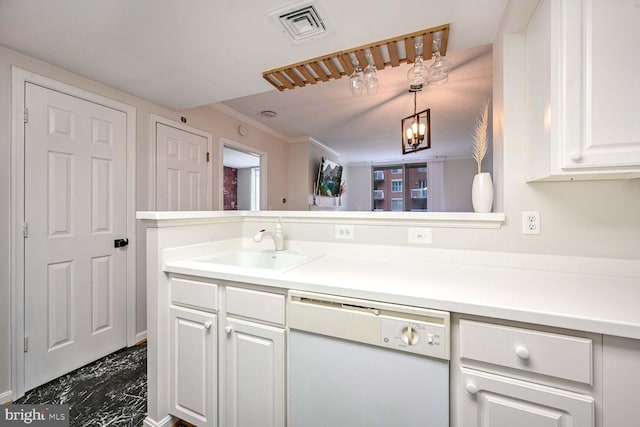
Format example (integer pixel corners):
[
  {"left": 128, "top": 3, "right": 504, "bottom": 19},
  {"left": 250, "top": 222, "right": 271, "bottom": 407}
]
[{"left": 380, "top": 316, "right": 447, "bottom": 359}]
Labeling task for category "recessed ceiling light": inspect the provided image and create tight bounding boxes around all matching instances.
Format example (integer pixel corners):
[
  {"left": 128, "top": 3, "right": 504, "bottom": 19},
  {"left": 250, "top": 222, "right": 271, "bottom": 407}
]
[{"left": 260, "top": 110, "right": 278, "bottom": 118}]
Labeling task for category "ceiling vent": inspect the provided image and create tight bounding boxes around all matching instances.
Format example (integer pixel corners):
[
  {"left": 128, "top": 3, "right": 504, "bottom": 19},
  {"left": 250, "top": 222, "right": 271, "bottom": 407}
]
[{"left": 269, "top": 1, "right": 333, "bottom": 44}]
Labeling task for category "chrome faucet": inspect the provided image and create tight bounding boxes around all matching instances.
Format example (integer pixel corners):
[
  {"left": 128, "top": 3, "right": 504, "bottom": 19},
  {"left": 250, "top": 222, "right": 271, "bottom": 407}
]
[{"left": 253, "top": 220, "right": 284, "bottom": 251}]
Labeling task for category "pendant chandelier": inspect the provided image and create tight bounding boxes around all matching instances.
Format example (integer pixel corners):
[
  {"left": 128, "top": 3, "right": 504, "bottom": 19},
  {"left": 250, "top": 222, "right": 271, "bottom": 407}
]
[{"left": 401, "top": 90, "right": 431, "bottom": 154}]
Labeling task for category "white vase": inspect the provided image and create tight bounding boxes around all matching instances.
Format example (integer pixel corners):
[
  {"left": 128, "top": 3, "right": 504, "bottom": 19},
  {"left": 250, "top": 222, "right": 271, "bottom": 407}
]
[{"left": 472, "top": 172, "right": 493, "bottom": 213}]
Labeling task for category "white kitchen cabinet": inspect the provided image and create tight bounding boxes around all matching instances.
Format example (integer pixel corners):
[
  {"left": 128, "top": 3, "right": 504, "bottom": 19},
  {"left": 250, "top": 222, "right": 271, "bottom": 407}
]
[
  {"left": 526, "top": 0, "right": 640, "bottom": 180},
  {"left": 169, "top": 305, "right": 218, "bottom": 427},
  {"left": 602, "top": 336, "right": 640, "bottom": 427},
  {"left": 455, "top": 318, "right": 599, "bottom": 427},
  {"left": 460, "top": 367, "right": 594, "bottom": 427},
  {"left": 224, "top": 317, "right": 285, "bottom": 427},
  {"left": 168, "top": 279, "right": 287, "bottom": 427}
]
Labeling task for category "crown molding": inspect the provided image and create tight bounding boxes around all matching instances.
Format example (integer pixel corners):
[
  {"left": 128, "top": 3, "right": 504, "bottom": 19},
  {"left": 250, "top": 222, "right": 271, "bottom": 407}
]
[{"left": 308, "top": 137, "right": 341, "bottom": 159}]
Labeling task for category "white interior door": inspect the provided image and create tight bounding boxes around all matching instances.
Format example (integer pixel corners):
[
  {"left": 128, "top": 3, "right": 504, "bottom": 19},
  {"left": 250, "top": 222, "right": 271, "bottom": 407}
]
[
  {"left": 24, "top": 83, "right": 128, "bottom": 391},
  {"left": 156, "top": 123, "right": 210, "bottom": 210}
]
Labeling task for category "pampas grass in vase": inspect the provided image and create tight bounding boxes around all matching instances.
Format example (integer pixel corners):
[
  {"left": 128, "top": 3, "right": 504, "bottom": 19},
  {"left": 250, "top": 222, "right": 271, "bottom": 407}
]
[
  {"left": 472, "top": 101, "right": 489, "bottom": 174},
  {"left": 471, "top": 100, "right": 493, "bottom": 212}
]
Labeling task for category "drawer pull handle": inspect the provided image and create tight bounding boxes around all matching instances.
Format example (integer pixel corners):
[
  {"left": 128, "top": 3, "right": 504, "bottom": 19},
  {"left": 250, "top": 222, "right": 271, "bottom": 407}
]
[
  {"left": 204, "top": 321, "right": 212, "bottom": 330},
  {"left": 225, "top": 326, "right": 233, "bottom": 334},
  {"left": 466, "top": 383, "right": 479, "bottom": 395},
  {"left": 516, "top": 346, "right": 530, "bottom": 360}
]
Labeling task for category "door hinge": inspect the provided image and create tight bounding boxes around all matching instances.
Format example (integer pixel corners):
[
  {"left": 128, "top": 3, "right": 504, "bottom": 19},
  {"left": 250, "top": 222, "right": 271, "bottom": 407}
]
[
  {"left": 24, "top": 108, "right": 29, "bottom": 124},
  {"left": 206, "top": 152, "right": 210, "bottom": 162},
  {"left": 24, "top": 337, "right": 28, "bottom": 353},
  {"left": 22, "top": 221, "right": 28, "bottom": 238}
]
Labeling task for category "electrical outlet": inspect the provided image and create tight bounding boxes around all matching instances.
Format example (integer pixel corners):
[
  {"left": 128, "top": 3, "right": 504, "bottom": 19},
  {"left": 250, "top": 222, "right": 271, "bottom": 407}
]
[
  {"left": 408, "top": 227, "right": 432, "bottom": 244},
  {"left": 335, "top": 224, "right": 354, "bottom": 240},
  {"left": 522, "top": 211, "right": 541, "bottom": 235}
]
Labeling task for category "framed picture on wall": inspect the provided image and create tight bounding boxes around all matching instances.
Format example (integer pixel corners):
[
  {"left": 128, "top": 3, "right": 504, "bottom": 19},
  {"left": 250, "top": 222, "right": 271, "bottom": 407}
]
[{"left": 316, "top": 157, "right": 343, "bottom": 197}]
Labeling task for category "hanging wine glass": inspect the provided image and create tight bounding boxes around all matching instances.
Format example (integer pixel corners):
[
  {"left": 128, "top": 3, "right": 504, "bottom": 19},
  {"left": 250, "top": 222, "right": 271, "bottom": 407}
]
[
  {"left": 363, "top": 50, "right": 378, "bottom": 95},
  {"left": 349, "top": 67, "right": 365, "bottom": 96},
  {"left": 429, "top": 34, "right": 452, "bottom": 85},
  {"left": 407, "top": 36, "right": 428, "bottom": 91}
]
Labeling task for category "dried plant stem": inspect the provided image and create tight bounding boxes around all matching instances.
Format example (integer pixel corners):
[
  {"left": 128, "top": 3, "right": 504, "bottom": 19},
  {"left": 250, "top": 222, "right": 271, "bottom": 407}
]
[{"left": 472, "top": 100, "right": 489, "bottom": 174}]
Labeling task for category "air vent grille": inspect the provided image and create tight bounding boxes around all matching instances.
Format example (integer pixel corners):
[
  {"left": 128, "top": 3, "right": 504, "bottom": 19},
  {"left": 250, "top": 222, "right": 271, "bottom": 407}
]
[{"left": 270, "top": 1, "right": 333, "bottom": 44}]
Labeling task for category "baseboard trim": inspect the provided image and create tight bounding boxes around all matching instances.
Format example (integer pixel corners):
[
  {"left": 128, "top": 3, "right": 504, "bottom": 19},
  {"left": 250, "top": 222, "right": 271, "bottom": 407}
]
[
  {"left": 135, "top": 330, "right": 147, "bottom": 344},
  {"left": 0, "top": 390, "right": 14, "bottom": 404},
  {"left": 143, "top": 414, "right": 175, "bottom": 427}
]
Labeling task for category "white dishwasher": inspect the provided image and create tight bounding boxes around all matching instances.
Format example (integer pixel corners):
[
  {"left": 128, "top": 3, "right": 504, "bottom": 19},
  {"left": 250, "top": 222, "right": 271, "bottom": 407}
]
[{"left": 288, "top": 290, "right": 450, "bottom": 427}]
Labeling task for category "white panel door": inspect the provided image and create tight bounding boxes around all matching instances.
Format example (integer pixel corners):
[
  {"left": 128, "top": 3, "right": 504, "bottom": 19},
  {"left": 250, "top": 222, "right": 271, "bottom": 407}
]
[
  {"left": 156, "top": 122, "right": 209, "bottom": 210},
  {"left": 460, "top": 367, "right": 594, "bottom": 427},
  {"left": 24, "top": 83, "right": 128, "bottom": 391},
  {"left": 170, "top": 306, "right": 217, "bottom": 427},
  {"left": 225, "top": 317, "right": 285, "bottom": 427}
]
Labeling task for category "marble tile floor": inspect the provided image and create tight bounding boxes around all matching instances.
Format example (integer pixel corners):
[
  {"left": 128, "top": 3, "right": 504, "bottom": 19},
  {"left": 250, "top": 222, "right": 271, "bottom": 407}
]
[{"left": 15, "top": 343, "right": 147, "bottom": 427}]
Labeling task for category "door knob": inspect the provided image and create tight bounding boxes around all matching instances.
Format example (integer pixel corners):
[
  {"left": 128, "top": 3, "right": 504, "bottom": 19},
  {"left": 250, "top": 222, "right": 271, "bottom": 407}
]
[
  {"left": 204, "top": 321, "right": 212, "bottom": 330},
  {"left": 114, "top": 238, "right": 129, "bottom": 248},
  {"left": 225, "top": 326, "right": 233, "bottom": 334}
]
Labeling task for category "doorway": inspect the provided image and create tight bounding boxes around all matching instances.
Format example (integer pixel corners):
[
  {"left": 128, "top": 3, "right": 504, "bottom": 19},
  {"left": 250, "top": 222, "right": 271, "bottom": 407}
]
[
  {"left": 223, "top": 146, "right": 262, "bottom": 211},
  {"left": 154, "top": 119, "right": 212, "bottom": 211},
  {"left": 11, "top": 67, "right": 137, "bottom": 399}
]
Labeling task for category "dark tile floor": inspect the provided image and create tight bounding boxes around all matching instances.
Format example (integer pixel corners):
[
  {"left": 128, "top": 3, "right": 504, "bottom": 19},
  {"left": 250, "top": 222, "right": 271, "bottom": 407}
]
[{"left": 16, "top": 344, "right": 147, "bottom": 427}]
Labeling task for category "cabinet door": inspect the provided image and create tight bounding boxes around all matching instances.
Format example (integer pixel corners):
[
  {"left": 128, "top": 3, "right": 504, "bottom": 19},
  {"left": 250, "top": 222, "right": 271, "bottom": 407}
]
[
  {"left": 170, "top": 305, "right": 217, "bottom": 427},
  {"left": 555, "top": 0, "right": 640, "bottom": 171},
  {"left": 225, "top": 317, "right": 285, "bottom": 427},
  {"left": 460, "top": 367, "right": 594, "bottom": 427}
]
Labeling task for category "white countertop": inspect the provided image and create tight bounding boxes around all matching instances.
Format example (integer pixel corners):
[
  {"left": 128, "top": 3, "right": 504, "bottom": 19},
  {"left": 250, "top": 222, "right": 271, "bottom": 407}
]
[{"left": 165, "top": 242, "right": 640, "bottom": 340}]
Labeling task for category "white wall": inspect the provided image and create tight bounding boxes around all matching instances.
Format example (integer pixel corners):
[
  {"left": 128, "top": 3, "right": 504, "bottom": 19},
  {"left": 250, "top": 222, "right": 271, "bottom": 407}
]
[
  {"left": 236, "top": 168, "right": 252, "bottom": 210},
  {"left": 443, "top": 158, "right": 476, "bottom": 212},
  {"left": 345, "top": 165, "right": 372, "bottom": 211},
  {"left": 287, "top": 141, "right": 311, "bottom": 210}
]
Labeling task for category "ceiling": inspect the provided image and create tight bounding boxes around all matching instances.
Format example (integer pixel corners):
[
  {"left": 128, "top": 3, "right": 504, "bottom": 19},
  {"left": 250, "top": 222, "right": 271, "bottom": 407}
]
[{"left": 0, "top": 0, "right": 509, "bottom": 163}]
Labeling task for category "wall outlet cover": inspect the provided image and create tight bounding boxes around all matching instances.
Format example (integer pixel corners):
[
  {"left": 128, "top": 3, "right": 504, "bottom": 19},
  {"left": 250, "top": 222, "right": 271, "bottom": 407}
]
[
  {"left": 522, "top": 211, "right": 541, "bottom": 235},
  {"left": 335, "top": 224, "right": 354, "bottom": 240},
  {"left": 408, "top": 227, "right": 432, "bottom": 244}
]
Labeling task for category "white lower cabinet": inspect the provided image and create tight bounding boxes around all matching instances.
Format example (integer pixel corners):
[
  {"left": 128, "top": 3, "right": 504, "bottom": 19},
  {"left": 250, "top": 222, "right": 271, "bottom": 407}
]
[
  {"left": 169, "top": 305, "right": 218, "bottom": 427},
  {"left": 461, "top": 367, "right": 594, "bottom": 427},
  {"left": 456, "top": 318, "right": 598, "bottom": 427},
  {"left": 168, "top": 277, "right": 286, "bottom": 427},
  {"left": 224, "top": 317, "right": 285, "bottom": 427}
]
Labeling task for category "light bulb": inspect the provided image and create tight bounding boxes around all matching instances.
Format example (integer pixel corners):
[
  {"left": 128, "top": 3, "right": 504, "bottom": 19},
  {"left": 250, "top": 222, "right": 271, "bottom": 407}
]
[
  {"left": 411, "top": 121, "right": 418, "bottom": 135},
  {"left": 419, "top": 123, "right": 426, "bottom": 136}
]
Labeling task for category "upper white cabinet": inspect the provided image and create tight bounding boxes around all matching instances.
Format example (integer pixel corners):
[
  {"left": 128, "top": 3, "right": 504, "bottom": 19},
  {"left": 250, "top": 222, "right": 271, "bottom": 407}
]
[{"left": 526, "top": 0, "right": 640, "bottom": 180}]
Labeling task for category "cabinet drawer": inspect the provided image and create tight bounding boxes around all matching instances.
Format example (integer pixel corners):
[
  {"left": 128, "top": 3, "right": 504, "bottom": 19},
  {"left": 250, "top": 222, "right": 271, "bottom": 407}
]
[
  {"left": 226, "top": 286, "right": 285, "bottom": 325},
  {"left": 459, "top": 320, "right": 592, "bottom": 384},
  {"left": 170, "top": 277, "right": 219, "bottom": 311}
]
